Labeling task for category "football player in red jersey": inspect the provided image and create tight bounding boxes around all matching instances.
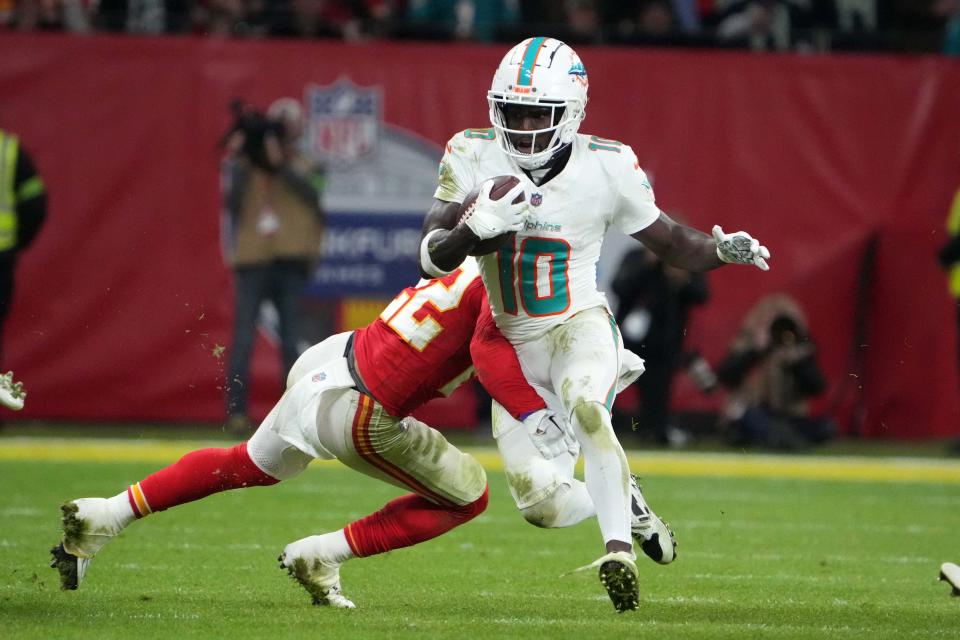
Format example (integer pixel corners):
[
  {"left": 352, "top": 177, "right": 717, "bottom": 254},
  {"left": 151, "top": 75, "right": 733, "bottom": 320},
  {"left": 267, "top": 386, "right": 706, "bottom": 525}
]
[{"left": 50, "top": 259, "right": 567, "bottom": 608}]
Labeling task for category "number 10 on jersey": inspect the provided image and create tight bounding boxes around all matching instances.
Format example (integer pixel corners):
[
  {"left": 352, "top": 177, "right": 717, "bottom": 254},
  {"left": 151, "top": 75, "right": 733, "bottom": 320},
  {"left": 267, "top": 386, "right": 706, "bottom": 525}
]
[{"left": 495, "top": 237, "right": 572, "bottom": 317}]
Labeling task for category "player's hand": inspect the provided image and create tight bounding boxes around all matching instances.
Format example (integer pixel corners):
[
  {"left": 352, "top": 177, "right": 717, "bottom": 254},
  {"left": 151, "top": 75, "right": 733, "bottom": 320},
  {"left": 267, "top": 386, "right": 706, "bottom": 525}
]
[
  {"left": 523, "top": 409, "right": 575, "bottom": 460},
  {"left": 462, "top": 178, "right": 527, "bottom": 240},
  {"left": 712, "top": 225, "right": 771, "bottom": 271}
]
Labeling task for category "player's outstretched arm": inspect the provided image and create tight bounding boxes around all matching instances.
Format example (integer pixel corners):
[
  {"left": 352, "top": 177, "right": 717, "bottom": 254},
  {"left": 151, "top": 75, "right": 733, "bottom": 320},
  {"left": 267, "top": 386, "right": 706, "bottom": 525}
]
[
  {"left": 631, "top": 213, "right": 771, "bottom": 272},
  {"left": 419, "top": 198, "right": 478, "bottom": 278}
]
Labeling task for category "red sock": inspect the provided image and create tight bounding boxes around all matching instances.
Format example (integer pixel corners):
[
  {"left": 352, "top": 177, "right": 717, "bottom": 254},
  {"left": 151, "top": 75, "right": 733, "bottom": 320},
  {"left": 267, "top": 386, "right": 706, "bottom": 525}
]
[
  {"left": 128, "top": 443, "right": 278, "bottom": 517},
  {"left": 343, "top": 486, "right": 489, "bottom": 558}
]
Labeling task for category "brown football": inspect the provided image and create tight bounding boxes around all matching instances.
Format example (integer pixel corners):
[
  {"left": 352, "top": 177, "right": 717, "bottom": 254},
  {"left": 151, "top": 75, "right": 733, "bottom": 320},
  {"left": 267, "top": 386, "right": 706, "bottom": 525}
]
[{"left": 459, "top": 175, "right": 525, "bottom": 256}]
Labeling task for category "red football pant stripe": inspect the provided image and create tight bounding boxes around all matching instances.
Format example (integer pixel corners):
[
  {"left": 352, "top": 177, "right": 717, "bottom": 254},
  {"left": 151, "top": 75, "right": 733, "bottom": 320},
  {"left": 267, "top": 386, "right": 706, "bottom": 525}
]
[{"left": 350, "top": 394, "right": 455, "bottom": 508}]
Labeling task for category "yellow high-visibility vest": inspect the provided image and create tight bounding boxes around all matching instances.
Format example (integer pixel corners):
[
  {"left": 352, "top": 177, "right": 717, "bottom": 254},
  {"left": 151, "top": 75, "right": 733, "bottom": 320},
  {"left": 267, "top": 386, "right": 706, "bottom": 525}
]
[
  {"left": 0, "top": 131, "right": 20, "bottom": 252},
  {"left": 948, "top": 188, "right": 960, "bottom": 298}
]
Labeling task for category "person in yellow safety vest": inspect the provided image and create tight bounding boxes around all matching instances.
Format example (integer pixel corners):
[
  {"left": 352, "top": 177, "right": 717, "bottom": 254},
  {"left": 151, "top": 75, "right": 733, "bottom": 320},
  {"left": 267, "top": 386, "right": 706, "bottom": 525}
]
[
  {"left": 0, "top": 128, "right": 48, "bottom": 411},
  {"left": 939, "top": 187, "right": 960, "bottom": 377}
]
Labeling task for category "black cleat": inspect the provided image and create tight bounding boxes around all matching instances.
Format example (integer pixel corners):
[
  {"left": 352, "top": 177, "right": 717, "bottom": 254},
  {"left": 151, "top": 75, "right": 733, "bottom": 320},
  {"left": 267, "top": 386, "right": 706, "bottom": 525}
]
[
  {"left": 50, "top": 543, "right": 89, "bottom": 590},
  {"left": 596, "top": 552, "right": 640, "bottom": 613}
]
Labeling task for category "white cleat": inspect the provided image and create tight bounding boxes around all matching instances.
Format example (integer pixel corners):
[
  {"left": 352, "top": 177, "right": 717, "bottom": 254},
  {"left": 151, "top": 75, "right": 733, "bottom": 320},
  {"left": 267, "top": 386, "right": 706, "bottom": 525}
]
[
  {"left": 570, "top": 550, "right": 640, "bottom": 613},
  {"left": 630, "top": 474, "right": 677, "bottom": 565},
  {"left": 279, "top": 535, "right": 356, "bottom": 609},
  {"left": 0, "top": 371, "right": 26, "bottom": 411},
  {"left": 50, "top": 498, "right": 126, "bottom": 590},
  {"left": 940, "top": 562, "right": 960, "bottom": 596}
]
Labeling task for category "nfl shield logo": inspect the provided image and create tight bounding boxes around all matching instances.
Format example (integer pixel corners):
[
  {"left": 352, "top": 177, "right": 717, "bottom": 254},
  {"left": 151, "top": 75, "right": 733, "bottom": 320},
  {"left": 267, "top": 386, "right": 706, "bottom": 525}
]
[
  {"left": 531, "top": 192, "right": 543, "bottom": 207},
  {"left": 306, "top": 77, "right": 381, "bottom": 165}
]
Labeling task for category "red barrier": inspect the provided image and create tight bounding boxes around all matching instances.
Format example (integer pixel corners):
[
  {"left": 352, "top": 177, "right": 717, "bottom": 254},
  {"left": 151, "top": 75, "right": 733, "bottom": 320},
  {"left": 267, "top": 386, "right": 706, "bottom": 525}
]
[{"left": 0, "top": 33, "right": 958, "bottom": 437}]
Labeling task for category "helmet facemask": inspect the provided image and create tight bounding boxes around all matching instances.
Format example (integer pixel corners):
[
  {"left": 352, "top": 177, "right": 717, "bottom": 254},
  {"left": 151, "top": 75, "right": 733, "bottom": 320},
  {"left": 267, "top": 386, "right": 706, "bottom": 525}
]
[{"left": 487, "top": 94, "right": 585, "bottom": 170}]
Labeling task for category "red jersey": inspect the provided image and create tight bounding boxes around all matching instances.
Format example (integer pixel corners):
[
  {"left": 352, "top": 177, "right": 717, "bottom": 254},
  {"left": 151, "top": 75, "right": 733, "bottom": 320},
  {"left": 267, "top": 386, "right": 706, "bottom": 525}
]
[{"left": 352, "top": 261, "right": 544, "bottom": 419}]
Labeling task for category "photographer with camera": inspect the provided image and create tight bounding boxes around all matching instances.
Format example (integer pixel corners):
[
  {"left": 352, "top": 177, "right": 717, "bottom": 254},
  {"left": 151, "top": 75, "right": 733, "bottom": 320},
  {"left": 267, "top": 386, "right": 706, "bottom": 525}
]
[
  {"left": 716, "top": 294, "right": 834, "bottom": 450},
  {"left": 221, "top": 98, "right": 325, "bottom": 434}
]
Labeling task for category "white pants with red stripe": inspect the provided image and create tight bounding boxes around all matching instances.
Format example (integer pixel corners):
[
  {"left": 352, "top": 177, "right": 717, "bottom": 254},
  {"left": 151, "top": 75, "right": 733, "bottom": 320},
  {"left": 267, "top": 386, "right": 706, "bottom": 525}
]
[{"left": 247, "top": 332, "right": 486, "bottom": 507}]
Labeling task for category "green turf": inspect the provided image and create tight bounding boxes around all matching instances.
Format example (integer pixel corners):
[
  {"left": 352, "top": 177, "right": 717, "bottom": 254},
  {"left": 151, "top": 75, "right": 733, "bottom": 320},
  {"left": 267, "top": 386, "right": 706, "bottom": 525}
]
[{"left": 1, "top": 455, "right": 958, "bottom": 639}]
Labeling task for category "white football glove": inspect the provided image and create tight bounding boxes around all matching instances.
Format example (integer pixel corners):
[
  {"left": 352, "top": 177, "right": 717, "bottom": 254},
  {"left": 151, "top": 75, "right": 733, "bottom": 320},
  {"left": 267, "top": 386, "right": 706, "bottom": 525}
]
[
  {"left": 461, "top": 178, "right": 527, "bottom": 241},
  {"left": 712, "top": 225, "right": 771, "bottom": 271},
  {"left": 523, "top": 409, "right": 576, "bottom": 460}
]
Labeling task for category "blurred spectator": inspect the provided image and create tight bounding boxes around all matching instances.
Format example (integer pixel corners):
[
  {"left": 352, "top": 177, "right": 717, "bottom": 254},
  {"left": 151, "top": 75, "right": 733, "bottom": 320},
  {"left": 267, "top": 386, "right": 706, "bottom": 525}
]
[
  {"left": 221, "top": 98, "right": 325, "bottom": 433},
  {"left": 825, "top": 0, "right": 891, "bottom": 52},
  {"left": 834, "top": 0, "right": 878, "bottom": 32},
  {"left": 936, "top": 0, "right": 960, "bottom": 54},
  {"left": 0, "top": 128, "right": 47, "bottom": 364},
  {"left": 712, "top": 0, "right": 817, "bottom": 51},
  {"left": 638, "top": 0, "right": 676, "bottom": 35},
  {"left": 660, "top": 0, "right": 701, "bottom": 33},
  {"left": 405, "top": 0, "right": 519, "bottom": 41},
  {"left": 267, "top": 0, "right": 366, "bottom": 39},
  {"left": 563, "top": 0, "right": 602, "bottom": 43},
  {"left": 3, "top": 0, "right": 956, "bottom": 51},
  {"left": 611, "top": 245, "right": 713, "bottom": 446},
  {"left": 517, "top": 0, "right": 565, "bottom": 27},
  {"left": 716, "top": 294, "right": 834, "bottom": 450},
  {"left": 197, "top": 0, "right": 255, "bottom": 36},
  {"left": 611, "top": 0, "right": 677, "bottom": 43},
  {"left": 938, "top": 185, "right": 960, "bottom": 377},
  {"left": 92, "top": 0, "right": 166, "bottom": 33},
  {"left": 15, "top": 0, "right": 91, "bottom": 30},
  {"left": 1, "top": 0, "right": 15, "bottom": 26}
]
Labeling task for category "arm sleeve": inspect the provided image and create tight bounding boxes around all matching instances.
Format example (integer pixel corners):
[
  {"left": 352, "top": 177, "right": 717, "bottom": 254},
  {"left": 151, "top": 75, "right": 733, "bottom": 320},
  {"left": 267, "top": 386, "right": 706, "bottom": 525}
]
[
  {"left": 14, "top": 146, "right": 47, "bottom": 250},
  {"left": 470, "top": 292, "right": 546, "bottom": 419},
  {"left": 613, "top": 145, "right": 662, "bottom": 236},
  {"left": 433, "top": 133, "right": 476, "bottom": 204}
]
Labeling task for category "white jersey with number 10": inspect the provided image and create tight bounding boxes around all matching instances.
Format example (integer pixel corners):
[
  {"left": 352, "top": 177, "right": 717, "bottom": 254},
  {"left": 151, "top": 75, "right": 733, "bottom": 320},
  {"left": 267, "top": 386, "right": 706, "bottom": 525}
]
[{"left": 435, "top": 130, "right": 662, "bottom": 343}]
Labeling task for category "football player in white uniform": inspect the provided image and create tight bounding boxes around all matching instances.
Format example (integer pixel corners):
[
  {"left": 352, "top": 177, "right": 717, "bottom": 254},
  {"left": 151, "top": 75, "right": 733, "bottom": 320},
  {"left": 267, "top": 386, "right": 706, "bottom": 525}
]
[{"left": 418, "top": 37, "right": 771, "bottom": 612}]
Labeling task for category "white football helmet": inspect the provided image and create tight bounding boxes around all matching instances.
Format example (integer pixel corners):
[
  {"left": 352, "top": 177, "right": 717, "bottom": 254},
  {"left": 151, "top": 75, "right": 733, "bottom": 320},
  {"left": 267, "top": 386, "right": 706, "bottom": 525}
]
[{"left": 488, "top": 37, "right": 588, "bottom": 170}]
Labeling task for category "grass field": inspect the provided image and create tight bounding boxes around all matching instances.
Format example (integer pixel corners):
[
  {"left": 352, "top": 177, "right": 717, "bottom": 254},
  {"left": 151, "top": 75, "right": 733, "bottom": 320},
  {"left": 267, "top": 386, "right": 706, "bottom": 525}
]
[{"left": 2, "top": 437, "right": 959, "bottom": 639}]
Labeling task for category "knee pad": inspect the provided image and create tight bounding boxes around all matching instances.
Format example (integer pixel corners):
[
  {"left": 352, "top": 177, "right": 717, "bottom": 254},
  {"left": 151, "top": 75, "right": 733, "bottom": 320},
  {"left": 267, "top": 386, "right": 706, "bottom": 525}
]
[
  {"left": 246, "top": 426, "right": 312, "bottom": 481},
  {"left": 520, "top": 483, "right": 571, "bottom": 529},
  {"left": 506, "top": 455, "right": 566, "bottom": 513},
  {"left": 451, "top": 451, "right": 488, "bottom": 506}
]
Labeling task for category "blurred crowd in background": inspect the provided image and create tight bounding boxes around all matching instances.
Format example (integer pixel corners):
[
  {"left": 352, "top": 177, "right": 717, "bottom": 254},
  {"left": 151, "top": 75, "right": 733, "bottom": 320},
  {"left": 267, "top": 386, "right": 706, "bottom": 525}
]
[{"left": 4, "top": 0, "right": 960, "bottom": 55}]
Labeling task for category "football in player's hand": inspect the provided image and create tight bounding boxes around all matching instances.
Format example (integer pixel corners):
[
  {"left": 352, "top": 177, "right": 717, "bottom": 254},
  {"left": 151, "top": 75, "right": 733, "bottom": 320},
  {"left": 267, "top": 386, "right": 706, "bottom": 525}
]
[{"left": 460, "top": 175, "right": 525, "bottom": 256}]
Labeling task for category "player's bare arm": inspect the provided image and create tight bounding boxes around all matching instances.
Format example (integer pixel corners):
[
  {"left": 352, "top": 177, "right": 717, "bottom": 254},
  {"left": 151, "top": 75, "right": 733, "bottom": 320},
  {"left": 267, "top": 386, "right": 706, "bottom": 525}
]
[
  {"left": 419, "top": 177, "right": 528, "bottom": 278},
  {"left": 418, "top": 199, "right": 478, "bottom": 279},
  {"left": 631, "top": 213, "right": 724, "bottom": 271},
  {"left": 632, "top": 213, "right": 771, "bottom": 271}
]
